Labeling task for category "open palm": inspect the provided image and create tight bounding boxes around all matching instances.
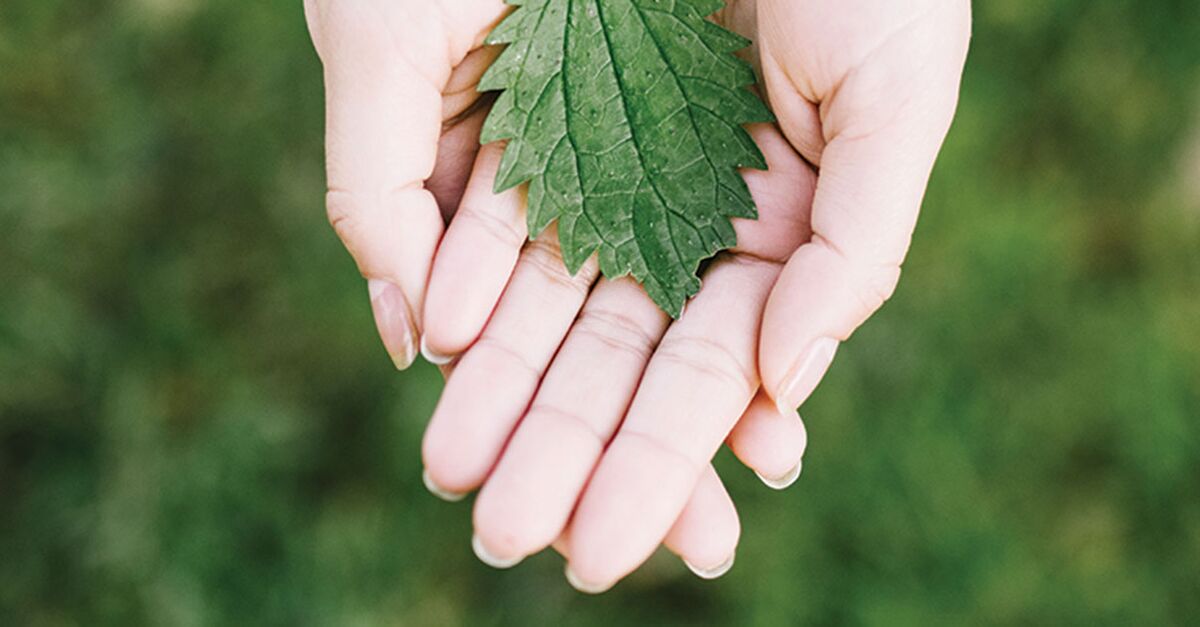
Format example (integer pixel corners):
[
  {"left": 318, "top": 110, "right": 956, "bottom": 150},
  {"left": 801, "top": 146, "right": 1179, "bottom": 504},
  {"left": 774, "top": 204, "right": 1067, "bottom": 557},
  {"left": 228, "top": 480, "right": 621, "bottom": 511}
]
[{"left": 305, "top": 0, "right": 970, "bottom": 592}]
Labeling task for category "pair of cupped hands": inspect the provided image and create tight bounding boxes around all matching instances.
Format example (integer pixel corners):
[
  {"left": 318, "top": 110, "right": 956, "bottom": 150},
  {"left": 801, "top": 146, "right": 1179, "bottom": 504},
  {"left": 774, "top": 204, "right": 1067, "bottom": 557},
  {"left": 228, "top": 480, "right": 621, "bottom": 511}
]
[{"left": 305, "top": 0, "right": 970, "bottom": 593}]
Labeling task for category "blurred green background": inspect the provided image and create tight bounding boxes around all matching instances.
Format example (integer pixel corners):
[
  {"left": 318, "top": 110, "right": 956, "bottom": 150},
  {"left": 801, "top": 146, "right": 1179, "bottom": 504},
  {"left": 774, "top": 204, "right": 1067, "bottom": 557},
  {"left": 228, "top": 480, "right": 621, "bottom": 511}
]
[{"left": 2, "top": 1, "right": 1199, "bottom": 625}]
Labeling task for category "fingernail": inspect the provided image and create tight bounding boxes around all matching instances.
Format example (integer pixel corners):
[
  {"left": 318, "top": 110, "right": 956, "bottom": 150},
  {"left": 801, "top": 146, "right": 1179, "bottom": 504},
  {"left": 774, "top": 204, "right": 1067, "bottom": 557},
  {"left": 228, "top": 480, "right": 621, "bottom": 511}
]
[
  {"left": 755, "top": 459, "right": 803, "bottom": 490},
  {"left": 368, "top": 279, "right": 416, "bottom": 370},
  {"left": 775, "top": 337, "right": 839, "bottom": 414},
  {"left": 564, "top": 565, "right": 612, "bottom": 595},
  {"left": 422, "top": 468, "right": 466, "bottom": 502},
  {"left": 684, "top": 552, "right": 735, "bottom": 580},
  {"left": 420, "top": 334, "right": 455, "bottom": 366},
  {"left": 472, "top": 534, "right": 523, "bottom": 569}
]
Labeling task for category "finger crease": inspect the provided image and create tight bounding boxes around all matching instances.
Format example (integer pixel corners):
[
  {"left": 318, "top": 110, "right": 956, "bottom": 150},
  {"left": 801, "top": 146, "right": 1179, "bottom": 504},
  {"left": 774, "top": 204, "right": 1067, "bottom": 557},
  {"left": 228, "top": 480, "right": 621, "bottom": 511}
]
[
  {"left": 520, "top": 243, "right": 595, "bottom": 297},
  {"left": 727, "top": 249, "right": 787, "bottom": 268},
  {"left": 653, "top": 335, "right": 757, "bottom": 395},
  {"left": 572, "top": 309, "right": 661, "bottom": 361},
  {"left": 458, "top": 202, "right": 524, "bottom": 247},
  {"left": 474, "top": 335, "right": 542, "bottom": 381},
  {"left": 618, "top": 429, "right": 701, "bottom": 477},
  {"left": 530, "top": 404, "right": 608, "bottom": 448},
  {"left": 821, "top": 1, "right": 947, "bottom": 144}
]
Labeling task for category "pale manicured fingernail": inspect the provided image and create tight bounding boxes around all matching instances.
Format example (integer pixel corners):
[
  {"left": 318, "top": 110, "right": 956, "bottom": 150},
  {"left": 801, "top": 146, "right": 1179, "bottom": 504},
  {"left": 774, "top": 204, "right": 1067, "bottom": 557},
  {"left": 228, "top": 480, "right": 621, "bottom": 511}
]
[
  {"left": 775, "top": 337, "right": 839, "bottom": 413},
  {"left": 755, "top": 459, "right": 803, "bottom": 490},
  {"left": 564, "top": 565, "right": 612, "bottom": 594},
  {"left": 368, "top": 279, "right": 416, "bottom": 370},
  {"left": 420, "top": 334, "right": 455, "bottom": 366},
  {"left": 472, "top": 534, "right": 523, "bottom": 569},
  {"left": 684, "top": 552, "right": 735, "bottom": 580},
  {"left": 422, "top": 469, "right": 466, "bottom": 502}
]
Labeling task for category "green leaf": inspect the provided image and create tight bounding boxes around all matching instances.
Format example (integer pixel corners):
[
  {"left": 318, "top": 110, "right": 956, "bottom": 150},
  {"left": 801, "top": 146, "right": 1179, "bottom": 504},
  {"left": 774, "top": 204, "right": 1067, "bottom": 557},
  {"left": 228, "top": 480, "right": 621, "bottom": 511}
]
[{"left": 480, "top": 0, "right": 773, "bottom": 317}]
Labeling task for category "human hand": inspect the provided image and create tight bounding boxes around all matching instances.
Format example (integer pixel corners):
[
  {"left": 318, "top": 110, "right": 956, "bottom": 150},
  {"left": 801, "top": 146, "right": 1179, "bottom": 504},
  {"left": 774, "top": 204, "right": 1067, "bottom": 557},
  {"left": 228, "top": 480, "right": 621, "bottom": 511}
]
[
  {"left": 419, "top": 0, "right": 970, "bottom": 590},
  {"left": 303, "top": 0, "right": 767, "bottom": 576},
  {"left": 751, "top": 0, "right": 972, "bottom": 413},
  {"left": 303, "top": 0, "right": 510, "bottom": 368},
  {"left": 557, "top": 0, "right": 970, "bottom": 588},
  {"left": 559, "top": 0, "right": 970, "bottom": 588},
  {"left": 425, "top": 123, "right": 817, "bottom": 588},
  {"left": 307, "top": 0, "right": 971, "bottom": 591}
]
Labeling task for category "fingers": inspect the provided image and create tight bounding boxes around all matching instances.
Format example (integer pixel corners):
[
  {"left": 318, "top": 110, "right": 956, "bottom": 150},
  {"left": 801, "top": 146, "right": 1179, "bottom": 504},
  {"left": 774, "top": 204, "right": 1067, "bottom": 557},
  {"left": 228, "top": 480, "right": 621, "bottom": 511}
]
[
  {"left": 757, "top": 0, "right": 972, "bottom": 412},
  {"left": 562, "top": 255, "right": 774, "bottom": 589},
  {"left": 562, "top": 125, "right": 814, "bottom": 589},
  {"left": 468, "top": 169, "right": 808, "bottom": 565},
  {"left": 726, "top": 390, "right": 807, "bottom": 489},
  {"left": 472, "top": 277, "right": 669, "bottom": 562},
  {"left": 422, "top": 143, "right": 528, "bottom": 362},
  {"left": 542, "top": 465, "right": 739, "bottom": 587},
  {"left": 421, "top": 229, "right": 599, "bottom": 495}
]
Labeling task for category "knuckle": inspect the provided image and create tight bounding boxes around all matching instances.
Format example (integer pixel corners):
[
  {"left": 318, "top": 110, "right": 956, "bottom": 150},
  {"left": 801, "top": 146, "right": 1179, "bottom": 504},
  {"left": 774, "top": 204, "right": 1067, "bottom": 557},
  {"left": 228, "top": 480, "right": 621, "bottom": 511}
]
[
  {"left": 325, "top": 190, "right": 363, "bottom": 246},
  {"left": 571, "top": 309, "right": 659, "bottom": 362},
  {"left": 521, "top": 238, "right": 594, "bottom": 297},
  {"left": 815, "top": 232, "right": 904, "bottom": 315},
  {"left": 323, "top": 184, "right": 430, "bottom": 266},
  {"left": 726, "top": 250, "right": 786, "bottom": 269},
  {"left": 573, "top": 258, "right": 601, "bottom": 286},
  {"left": 620, "top": 429, "right": 701, "bottom": 477},
  {"left": 473, "top": 335, "right": 541, "bottom": 381},
  {"left": 458, "top": 202, "right": 525, "bottom": 248},
  {"left": 524, "top": 234, "right": 564, "bottom": 262},
  {"left": 653, "top": 334, "right": 756, "bottom": 395},
  {"left": 852, "top": 262, "right": 902, "bottom": 314},
  {"left": 529, "top": 404, "right": 607, "bottom": 449}
]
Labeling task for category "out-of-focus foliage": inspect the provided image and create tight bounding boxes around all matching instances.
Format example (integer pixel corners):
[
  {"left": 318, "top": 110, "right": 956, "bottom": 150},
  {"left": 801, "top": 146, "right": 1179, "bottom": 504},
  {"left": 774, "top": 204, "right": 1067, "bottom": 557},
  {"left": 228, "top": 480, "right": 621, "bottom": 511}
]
[{"left": 1, "top": 1, "right": 1197, "bottom": 625}]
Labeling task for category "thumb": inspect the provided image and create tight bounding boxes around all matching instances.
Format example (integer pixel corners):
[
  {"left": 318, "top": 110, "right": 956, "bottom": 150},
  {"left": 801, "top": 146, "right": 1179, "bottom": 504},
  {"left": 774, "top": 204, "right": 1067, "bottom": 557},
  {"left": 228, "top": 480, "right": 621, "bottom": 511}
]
[
  {"left": 305, "top": 1, "right": 501, "bottom": 369},
  {"left": 759, "top": 1, "right": 972, "bottom": 412}
]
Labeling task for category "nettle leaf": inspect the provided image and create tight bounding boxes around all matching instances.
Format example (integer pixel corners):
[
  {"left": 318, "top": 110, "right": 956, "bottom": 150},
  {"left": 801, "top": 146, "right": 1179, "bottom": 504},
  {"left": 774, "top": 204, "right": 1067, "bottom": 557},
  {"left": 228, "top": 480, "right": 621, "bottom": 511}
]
[{"left": 480, "top": 0, "right": 773, "bottom": 316}]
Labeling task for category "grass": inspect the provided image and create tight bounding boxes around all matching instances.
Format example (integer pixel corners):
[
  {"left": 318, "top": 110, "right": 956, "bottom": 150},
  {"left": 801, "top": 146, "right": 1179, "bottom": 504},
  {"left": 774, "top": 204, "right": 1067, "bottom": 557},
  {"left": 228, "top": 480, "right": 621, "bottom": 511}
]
[{"left": 1, "top": 0, "right": 1198, "bottom": 624}]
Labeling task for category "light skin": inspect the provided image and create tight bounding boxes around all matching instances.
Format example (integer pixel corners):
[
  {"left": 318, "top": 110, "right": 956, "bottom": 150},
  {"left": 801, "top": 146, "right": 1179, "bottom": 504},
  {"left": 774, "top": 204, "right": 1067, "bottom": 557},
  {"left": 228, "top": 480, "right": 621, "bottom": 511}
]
[{"left": 305, "top": 0, "right": 970, "bottom": 592}]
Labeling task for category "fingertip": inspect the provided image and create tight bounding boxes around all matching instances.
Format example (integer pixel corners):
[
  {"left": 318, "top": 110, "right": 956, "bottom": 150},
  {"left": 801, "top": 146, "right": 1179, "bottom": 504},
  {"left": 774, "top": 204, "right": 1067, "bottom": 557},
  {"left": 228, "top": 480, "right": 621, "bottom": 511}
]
[
  {"left": 471, "top": 412, "right": 603, "bottom": 563},
  {"left": 684, "top": 552, "right": 735, "bottom": 580},
  {"left": 471, "top": 488, "right": 557, "bottom": 567},
  {"left": 772, "top": 336, "right": 839, "bottom": 413},
  {"left": 727, "top": 392, "right": 807, "bottom": 482},
  {"left": 420, "top": 334, "right": 456, "bottom": 365},
  {"left": 564, "top": 564, "right": 613, "bottom": 595},
  {"left": 566, "top": 436, "right": 697, "bottom": 588},
  {"left": 329, "top": 186, "right": 444, "bottom": 336},
  {"left": 420, "top": 344, "right": 544, "bottom": 496},
  {"left": 368, "top": 279, "right": 417, "bottom": 370},
  {"left": 420, "top": 423, "right": 483, "bottom": 497},
  {"left": 759, "top": 244, "right": 854, "bottom": 413},
  {"left": 421, "top": 270, "right": 494, "bottom": 361},
  {"left": 422, "top": 468, "right": 467, "bottom": 502},
  {"left": 755, "top": 460, "right": 802, "bottom": 490},
  {"left": 663, "top": 466, "right": 740, "bottom": 574},
  {"left": 471, "top": 533, "right": 523, "bottom": 569}
]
